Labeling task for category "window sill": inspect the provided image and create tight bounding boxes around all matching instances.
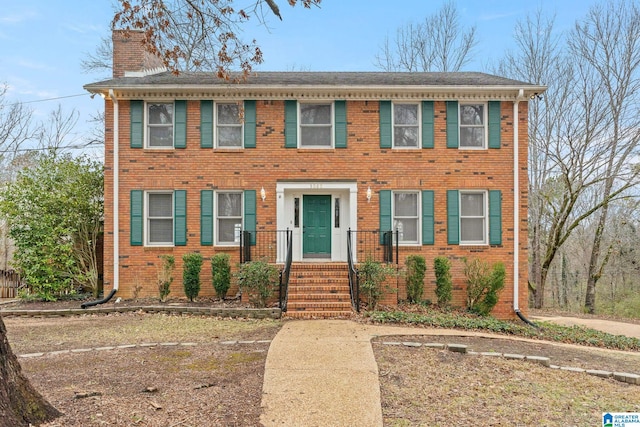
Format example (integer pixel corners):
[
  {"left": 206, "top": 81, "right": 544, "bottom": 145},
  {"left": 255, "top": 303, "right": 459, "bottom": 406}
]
[
  {"left": 143, "top": 148, "right": 176, "bottom": 153},
  {"left": 297, "top": 148, "right": 335, "bottom": 153},
  {"left": 214, "top": 148, "right": 244, "bottom": 153},
  {"left": 214, "top": 244, "right": 240, "bottom": 249},
  {"left": 143, "top": 246, "right": 174, "bottom": 250}
]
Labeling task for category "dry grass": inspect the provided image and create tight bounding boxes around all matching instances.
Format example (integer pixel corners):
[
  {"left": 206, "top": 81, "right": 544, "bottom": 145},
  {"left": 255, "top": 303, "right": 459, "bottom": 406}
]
[
  {"left": 4, "top": 313, "right": 282, "bottom": 427},
  {"left": 375, "top": 344, "right": 640, "bottom": 426},
  {"left": 4, "top": 312, "right": 282, "bottom": 354}
]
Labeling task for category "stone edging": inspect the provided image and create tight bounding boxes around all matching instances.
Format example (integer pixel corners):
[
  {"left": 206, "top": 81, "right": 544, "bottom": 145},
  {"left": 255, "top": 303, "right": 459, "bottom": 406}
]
[
  {"left": 18, "top": 339, "right": 273, "bottom": 359},
  {"left": 0, "top": 305, "right": 281, "bottom": 319},
  {"left": 378, "top": 340, "right": 640, "bottom": 386}
]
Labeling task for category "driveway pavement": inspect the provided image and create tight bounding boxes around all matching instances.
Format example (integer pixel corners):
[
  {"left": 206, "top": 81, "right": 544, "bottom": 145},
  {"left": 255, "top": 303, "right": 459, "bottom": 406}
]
[{"left": 531, "top": 315, "right": 640, "bottom": 339}]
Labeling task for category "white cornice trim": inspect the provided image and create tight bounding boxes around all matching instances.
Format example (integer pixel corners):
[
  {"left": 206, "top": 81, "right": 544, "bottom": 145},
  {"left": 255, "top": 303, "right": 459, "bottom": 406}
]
[{"left": 92, "top": 85, "right": 544, "bottom": 101}]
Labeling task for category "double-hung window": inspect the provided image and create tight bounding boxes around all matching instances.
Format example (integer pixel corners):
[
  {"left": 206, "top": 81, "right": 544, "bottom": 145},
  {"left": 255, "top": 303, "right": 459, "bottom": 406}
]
[
  {"left": 393, "top": 103, "right": 419, "bottom": 148},
  {"left": 460, "top": 191, "right": 486, "bottom": 244},
  {"left": 147, "top": 102, "right": 174, "bottom": 148},
  {"left": 216, "top": 103, "right": 243, "bottom": 148},
  {"left": 147, "top": 192, "right": 174, "bottom": 245},
  {"left": 459, "top": 104, "right": 485, "bottom": 148},
  {"left": 216, "top": 191, "right": 243, "bottom": 245},
  {"left": 393, "top": 191, "right": 420, "bottom": 244},
  {"left": 299, "top": 103, "right": 333, "bottom": 147}
]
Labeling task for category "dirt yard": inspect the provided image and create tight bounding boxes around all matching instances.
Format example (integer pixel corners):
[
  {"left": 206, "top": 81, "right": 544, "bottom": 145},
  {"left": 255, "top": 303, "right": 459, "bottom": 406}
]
[
  {"left": 2, "top": 300, "right": 640, "bottom": 426},
  {"left": 4, "top": 312, "right": 281, "bottom": 427}
]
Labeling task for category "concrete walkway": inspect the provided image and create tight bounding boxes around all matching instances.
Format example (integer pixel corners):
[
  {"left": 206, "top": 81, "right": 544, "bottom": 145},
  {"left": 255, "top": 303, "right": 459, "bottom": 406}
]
[
  {"left": 259, "top": 317, "right": 640, "bottom": 426},
  {"left": 259, "top": 320, "right": 515, "bottom": 427}
]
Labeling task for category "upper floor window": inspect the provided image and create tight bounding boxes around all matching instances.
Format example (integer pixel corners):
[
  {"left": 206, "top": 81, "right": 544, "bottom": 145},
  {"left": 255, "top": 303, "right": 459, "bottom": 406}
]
[
  {"left": 147, "top": 102, "right": 174, "bottom": 148},
  {"left": 146, "top": 192, "right": 174, "bottom": 245},
  {"left": 459, "top": 104, "right": 486, "bottom": 148},
  {"left": 393, "top": 103, "right": 419, "bottom": 148},
  {"left": 393, "top": 191, "right": 420, "bottom": 244},
  {"left": 216, "top": 191, "right": 243, "bottom": 245},
  {"left": 216, "top": 103, "right": 243, "bottom": 148},
  {"left": 300, "top": 103, "right": 333, "bottom": 147},
  {"left": 460, "top": 191, "right": 486, "bottom": 244}
]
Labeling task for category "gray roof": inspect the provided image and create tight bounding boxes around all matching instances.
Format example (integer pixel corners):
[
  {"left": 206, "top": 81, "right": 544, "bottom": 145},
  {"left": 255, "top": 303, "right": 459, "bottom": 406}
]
[{"left": 85, "top": 71, "right": 542, "bottom": 91}]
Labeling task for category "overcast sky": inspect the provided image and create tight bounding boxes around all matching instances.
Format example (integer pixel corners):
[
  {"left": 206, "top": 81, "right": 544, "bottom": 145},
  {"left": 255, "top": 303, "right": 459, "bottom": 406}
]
[{"left": 0, "top": 0, "right": 600, "bottom": 157}]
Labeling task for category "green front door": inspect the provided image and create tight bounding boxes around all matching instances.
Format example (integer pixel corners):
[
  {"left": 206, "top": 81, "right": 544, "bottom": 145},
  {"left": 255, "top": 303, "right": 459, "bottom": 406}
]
[{"left": 303, "top": 195, "right": 331, "bottom": 258}]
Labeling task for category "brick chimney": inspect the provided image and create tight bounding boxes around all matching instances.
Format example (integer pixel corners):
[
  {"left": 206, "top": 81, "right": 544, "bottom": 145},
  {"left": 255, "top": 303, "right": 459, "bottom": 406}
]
[{"left": 112, "top": 29, "right": 164, "bottom": 78}]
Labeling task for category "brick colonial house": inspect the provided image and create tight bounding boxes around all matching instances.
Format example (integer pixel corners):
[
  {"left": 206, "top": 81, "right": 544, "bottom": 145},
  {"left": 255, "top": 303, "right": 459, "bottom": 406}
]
[{"left": 84, "top": 30, "right": 545, "bottom": 318}]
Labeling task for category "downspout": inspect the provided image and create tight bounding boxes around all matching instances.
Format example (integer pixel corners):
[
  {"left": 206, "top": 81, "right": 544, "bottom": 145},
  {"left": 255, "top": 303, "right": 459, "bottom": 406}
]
[
  {"left": 513, "top": 89, "right": 537, "bottom": 327},
  {"left": 82, "top": 89, "right": 118, "bottom": 308}
]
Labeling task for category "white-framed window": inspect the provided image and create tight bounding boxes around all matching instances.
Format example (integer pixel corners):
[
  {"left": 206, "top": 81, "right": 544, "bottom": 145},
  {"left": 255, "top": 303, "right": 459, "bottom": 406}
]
[
  {"left": 393, "top": 191, "right": 420, "bottom": 244},
  {"left": 299, "top": 102, "right": 333, "bottom": 147},
  {"left": 146, "top": 192, "right": 174, "bottom": 245},
  {"left": 393, "top": 103, "right": 420, "bottom": 148},
  {"left": 146, "top": 102, "right": 174, "bottom": 148},
  {"left": 459, "top": 103, "right": 486, "bottom": 149},
  {"left": 460, "top": 191, "right": 487, "bottom": 244},
  {"left": 216, "top": 191, "right": 243, "bottom": 245},
  {"left": 215, "top": 102, "right": 243, "bottom": 148}
]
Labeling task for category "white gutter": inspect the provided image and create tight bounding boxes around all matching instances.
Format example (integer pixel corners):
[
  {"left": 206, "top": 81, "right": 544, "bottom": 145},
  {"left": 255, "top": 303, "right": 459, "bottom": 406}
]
[
  {"left": 80, "top": 89, "right": 119, "bottom": 308},
  {"left": 110, "top": 89, "right": 120, "bottom": 293},
  {"left": 513, "top": 89, "right": 526, "bottom": 312}
]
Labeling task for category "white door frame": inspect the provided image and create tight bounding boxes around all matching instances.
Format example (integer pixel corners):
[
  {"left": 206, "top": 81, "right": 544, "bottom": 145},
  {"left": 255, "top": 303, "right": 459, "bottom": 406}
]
[{"left": 276, "top": 181, "right": 358, "bottom": 262}]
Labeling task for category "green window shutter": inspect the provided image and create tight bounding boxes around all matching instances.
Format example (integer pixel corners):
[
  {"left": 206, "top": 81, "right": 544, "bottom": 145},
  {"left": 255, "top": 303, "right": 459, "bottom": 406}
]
[
  {"left": 334, "top": 100, "right": 347, "bottom": 148},
  {"left": 130, "top": 100, "right": 144, "bottom": 148},
  {"left": 379, "top": 189, "right": 391, "bottom": 244},
  {"left": 446, "top": 101, "right": 459, "bottom": 148},
  {"left": 174, "top": 190, "right": 187, "bottom": 246},
  {"left": 244, "top": 190, "right": 257, "bottom": 245},
  {"left": 379, "top": 101, "right": 392, "bottom": 148},
  {"left": 488, "top": 101, "right": 501, "bottom": 149},
  {"left": 421, "top": 101, "right": 434, "bottom": 149},
  {"left": 174, "top": 100, "right": 187, "bottom": 149},
  {"left": 447, "top": 190, "right": 459, "bottom": 244},
  {"left": 130, "top": 190, "right": 143, "bottom": 246},
  {"left": 489, "top": 190, "right": 502, "bottom": 245},
  {"left": 200, "top": 190, "right": 213, "bottom": 246},
  {"left": 200, "top": 100, "right": 213, "bottom": 148},
  {"left": 244, "top": 100, "right": 257, "bottom": 148},
  {"left": 422, "top": 190, "right": 434, "bottom": 245},
  {"left": 284, "top": 100, "right": 297, "bottom": 148}
]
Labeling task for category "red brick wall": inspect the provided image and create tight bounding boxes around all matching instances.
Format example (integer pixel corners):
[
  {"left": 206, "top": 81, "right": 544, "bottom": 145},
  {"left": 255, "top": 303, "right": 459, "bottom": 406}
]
[{"left": 102, "top": 99, "right": 529, "bottom": 318}]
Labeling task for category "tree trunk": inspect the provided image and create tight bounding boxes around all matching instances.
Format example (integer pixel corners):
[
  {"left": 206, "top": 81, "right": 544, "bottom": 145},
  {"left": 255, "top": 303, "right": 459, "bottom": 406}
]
[{"left": 0, "top": 316, "right": 60, "bottom": 426}]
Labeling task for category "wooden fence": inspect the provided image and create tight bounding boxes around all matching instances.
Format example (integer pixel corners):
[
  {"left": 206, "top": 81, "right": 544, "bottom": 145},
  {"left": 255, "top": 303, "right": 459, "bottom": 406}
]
[{"left": 0, "top": 270, "right": 21, "bottom": 298}]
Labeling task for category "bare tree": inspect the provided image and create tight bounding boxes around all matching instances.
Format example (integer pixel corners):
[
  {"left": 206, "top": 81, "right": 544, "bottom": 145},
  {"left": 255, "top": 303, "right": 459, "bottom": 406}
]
[
  {"left": 494, "top": 4, "right": 640, "bottom": 310},
  {"left": 0, "top": 85, "right": 38, "bottom": 182},
  {"left": 568, "top": 0, "right": 640, "bottom": 314},
  {"left": 37, "top": 105, "right": 81, "bottom": 156},
  {"left": 81, "top": 36, "right": 113, "bottom": 76},
  {"left": 112, "top": 0, "right": 321, "bottom": 78},
  {"left": 374, "top": 1, "right": 477, "bottom": 72}
]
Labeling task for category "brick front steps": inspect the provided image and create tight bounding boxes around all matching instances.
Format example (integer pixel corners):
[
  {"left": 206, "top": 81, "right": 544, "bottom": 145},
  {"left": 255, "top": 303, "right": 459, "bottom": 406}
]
[{"left": 284, "top": 263, "right": 353, "bottom": 318}]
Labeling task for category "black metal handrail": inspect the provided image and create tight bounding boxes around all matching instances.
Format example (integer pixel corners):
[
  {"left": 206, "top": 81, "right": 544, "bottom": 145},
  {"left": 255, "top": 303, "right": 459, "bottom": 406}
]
[
  {"left": 347, "top": 229, "right": 359, "bottom": 312},
  {"left": 347, "top": 229, "right": 398, "bottom": 265},
  {"left": 279, "top": 229, "right": 293, "bottom": 312},
  {"left": 240, "top": 229, "right": 293, "bottom": 311},
  {"left": 240, "top": 229, "right": 292, "bottom": 264}
]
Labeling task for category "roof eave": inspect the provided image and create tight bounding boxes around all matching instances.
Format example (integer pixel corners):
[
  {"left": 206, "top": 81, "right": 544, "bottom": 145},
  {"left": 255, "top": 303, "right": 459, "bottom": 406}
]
[{"left": 84, "top": 83, "right": 548, "bottom": 101}]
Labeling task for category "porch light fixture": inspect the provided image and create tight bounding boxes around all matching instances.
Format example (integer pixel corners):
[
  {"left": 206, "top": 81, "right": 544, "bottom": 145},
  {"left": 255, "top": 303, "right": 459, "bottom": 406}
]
[
  {"left": 366, "top": 186, "right": 372, "bottom": 203},
  {"left": 260, "top": 186, "right": 266, "bottom": 201}
]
